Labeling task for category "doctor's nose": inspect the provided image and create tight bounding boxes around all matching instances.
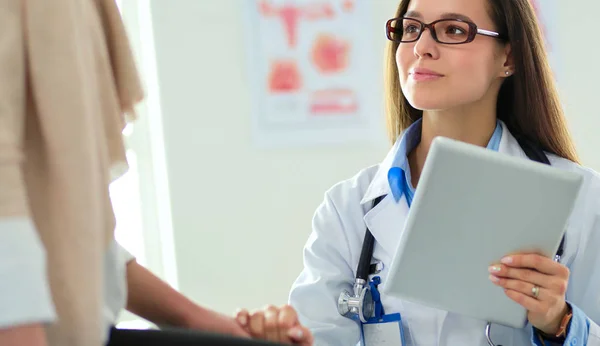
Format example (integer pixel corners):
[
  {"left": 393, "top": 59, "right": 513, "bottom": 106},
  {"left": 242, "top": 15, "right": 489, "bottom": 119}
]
[{"left": 413, "top": 29, "right": 440, "bottom": 60}]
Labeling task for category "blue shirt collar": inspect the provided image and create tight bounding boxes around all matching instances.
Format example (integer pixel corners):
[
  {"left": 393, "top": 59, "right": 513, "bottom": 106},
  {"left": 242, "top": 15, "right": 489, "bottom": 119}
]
[{"left": 388, "top": 119, "right": 503, "bottom": 204}]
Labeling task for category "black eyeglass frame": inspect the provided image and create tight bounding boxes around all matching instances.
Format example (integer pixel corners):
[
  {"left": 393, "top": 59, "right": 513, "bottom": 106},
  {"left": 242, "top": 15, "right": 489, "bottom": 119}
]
[{"left": 386, "top": 17, "right": 507, "bottom": 45}]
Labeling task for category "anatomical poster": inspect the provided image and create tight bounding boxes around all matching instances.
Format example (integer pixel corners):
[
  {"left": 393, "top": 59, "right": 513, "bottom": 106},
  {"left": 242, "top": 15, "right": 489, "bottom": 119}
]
[{"left": 243, "top": 0, "right": 382, "bottom": 148}]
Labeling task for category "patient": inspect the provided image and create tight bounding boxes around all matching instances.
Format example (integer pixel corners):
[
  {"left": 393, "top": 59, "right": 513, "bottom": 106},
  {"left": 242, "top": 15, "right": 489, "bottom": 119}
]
[{"left": 0, "top": 0, "right": 310, "bottom": 345}]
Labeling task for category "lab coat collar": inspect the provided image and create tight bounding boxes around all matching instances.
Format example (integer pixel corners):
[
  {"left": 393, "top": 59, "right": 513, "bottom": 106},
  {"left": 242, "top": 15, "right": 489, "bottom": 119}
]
[{"left": 360, "top": 119, "right": 521, "bottom": 205}]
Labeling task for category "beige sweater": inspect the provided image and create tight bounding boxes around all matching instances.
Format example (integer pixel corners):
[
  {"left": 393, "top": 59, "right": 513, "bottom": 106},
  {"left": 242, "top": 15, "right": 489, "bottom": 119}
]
[{"left": 0, "top": 0, "right": 143, "bottom": 345}]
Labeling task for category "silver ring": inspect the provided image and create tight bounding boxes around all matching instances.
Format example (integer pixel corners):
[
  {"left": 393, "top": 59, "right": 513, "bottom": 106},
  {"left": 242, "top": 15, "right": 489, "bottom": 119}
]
[{"left": 532, "top": 285, "right": 540, "bottom": 299}]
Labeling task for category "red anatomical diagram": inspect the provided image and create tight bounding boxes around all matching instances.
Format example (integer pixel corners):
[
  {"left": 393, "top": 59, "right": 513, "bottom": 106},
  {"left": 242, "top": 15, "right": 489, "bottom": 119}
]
[
  {"left": 259, "top": 0, "right": 334, "bottom": 48},
  {"left": 342, "top": 0, "right": 355, "bottom": 12},
  {"left": 268, "top": 60, "right": 302, "bottom": 93},
  {"left": 310, "top": 88, "right": 358, "bottom": 115},
  {"left": 311, "top": 34, "right": 350, "bottom": 74}
]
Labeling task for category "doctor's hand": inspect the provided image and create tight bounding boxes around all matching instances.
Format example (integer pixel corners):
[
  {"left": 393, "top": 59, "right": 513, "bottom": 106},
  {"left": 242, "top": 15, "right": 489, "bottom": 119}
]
[
  {"left": 488, "top": 254, "right": 571, "bottom": 335},
  {"left": 234, "top": 305, "right": 313, "bottom": 345}
]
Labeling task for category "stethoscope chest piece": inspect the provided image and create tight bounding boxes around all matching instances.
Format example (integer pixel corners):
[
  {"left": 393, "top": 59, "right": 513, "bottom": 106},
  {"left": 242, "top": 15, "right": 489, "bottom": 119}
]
[{"left": 337, "top": 279, "right": 375, "bottom": 323}]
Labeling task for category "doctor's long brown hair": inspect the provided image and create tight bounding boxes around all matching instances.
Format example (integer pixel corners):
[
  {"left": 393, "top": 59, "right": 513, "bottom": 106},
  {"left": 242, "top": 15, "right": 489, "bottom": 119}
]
[{"left": 384, "top": 0, "right": 580, "bottom": 163}]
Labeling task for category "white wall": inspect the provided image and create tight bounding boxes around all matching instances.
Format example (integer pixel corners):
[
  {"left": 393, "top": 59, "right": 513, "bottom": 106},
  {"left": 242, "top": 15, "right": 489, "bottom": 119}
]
[
  {"left": 146, "top": 0, "right": 600, "bottom": 316},
  {"left": 553, "top": 1, "right": 600, "bottom": 170},
  {"left": 147, "top": 0, "right": 397, "bottom": 314}
]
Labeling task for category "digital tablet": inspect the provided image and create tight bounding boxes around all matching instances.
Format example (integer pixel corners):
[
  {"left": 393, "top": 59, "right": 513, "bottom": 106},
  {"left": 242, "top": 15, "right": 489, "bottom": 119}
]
[{"left": 382, "top": 136, "right": 583, "bottom": 329}]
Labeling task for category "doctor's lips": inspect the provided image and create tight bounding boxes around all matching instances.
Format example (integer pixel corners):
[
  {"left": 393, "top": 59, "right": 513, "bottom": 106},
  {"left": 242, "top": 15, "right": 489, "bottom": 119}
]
[{"left": 409, "top": 67, "right": 444, "bottom": 81}]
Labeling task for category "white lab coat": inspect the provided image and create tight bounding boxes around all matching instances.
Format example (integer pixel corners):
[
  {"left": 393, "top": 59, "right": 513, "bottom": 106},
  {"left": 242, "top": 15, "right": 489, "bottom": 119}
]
[{"left": 289, "top": 122, "right": 600, "bottom": 346}]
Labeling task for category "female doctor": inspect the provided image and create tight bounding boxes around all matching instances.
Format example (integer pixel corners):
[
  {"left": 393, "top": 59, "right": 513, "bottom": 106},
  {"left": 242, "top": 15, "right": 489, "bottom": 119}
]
[{"left": 235, "top": 0, "right": 600, "bottom": 344}]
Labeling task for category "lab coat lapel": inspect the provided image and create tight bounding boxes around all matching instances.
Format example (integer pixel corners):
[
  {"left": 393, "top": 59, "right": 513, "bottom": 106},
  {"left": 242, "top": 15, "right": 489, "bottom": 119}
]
[
  {"left": 359, "top": 131, "right": 409, "bottom": 259},
  {"left": 363, "top": 193, "right": 410, "bottom": 261}
]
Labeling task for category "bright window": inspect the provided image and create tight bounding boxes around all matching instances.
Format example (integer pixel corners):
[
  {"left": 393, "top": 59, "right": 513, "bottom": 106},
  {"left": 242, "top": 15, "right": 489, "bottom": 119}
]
[
  {"left": 111, "top": 0, "right": 178, "bottom": 328},
  {"left": 110, "top": 148, "right": 147, "bottom": 265}
]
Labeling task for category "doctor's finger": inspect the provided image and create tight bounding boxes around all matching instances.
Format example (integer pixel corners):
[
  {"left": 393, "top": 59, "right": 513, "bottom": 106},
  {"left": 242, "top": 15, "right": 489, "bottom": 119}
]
[
  {"left": 494, "top": 280, "right": 561, "bottom": 313},
  {"left": 501, "top": 254, "right": 569, "bottom": 278},
  {"left": 277, "top": 305, "right": 299, "bottom": 342},
  {"left": 504, "top": 288, "right": 549, "bottom": 314},
  {"left": 235, "top": 308, "right": 250, "bottom": 328},
  {"left": 263, "top": 305, "right": 281, "bottom": 342},
  {"left": 288, "top": 325, "right": 314, "bottom": 346},
  {"left": 489, "top": 266, "right": 561, "bottom": 291},
  {"left": 248, "top": 310, "right": 266, "bottom": 339}
]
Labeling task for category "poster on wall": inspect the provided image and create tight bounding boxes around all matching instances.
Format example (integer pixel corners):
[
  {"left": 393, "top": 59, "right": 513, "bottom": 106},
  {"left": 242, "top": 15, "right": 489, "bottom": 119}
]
[
  {"left": 243, "top": 0, "right": 383, "bottom": 148},
  {"left": 530, "top": 0, "right": 561, "bottom": 79}
]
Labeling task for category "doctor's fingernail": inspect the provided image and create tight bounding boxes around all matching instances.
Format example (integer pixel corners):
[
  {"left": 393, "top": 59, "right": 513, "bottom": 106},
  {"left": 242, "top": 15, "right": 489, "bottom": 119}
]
[
  {"left": 288, "top": 329, "right": 304, "bottom": 340},
  {"left": 501, "top": 257, "right": 513, "bottom": 264},
  {"left": 488, "top": 265, "right": 501, "bottom": 273},
  {"left": 489, "top": 275, "right": 500, "bottom": 283},
  {"left": 237, "top": 315, "right": 247, "bottom": 326}
]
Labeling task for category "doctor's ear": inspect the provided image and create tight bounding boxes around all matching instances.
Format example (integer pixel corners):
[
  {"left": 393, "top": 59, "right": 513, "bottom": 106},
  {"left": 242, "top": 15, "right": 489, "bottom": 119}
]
[{"left": 500, "top": 43, "right": 515, "bottom": 78}]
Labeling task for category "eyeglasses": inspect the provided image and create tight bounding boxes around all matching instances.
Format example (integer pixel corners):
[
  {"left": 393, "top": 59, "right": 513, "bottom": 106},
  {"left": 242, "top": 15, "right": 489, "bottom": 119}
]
[{"left": 386, "top": 17, "right": 506, "bottom": 45}]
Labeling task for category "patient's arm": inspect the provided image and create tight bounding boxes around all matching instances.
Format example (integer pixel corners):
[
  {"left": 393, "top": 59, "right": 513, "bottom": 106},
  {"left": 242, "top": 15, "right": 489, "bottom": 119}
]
[
  {"left": 0, "top": 324, "right": 48, "bottom": 346},
  {"left": 124, "top": 259, "right": 250, "bottom": 338}
]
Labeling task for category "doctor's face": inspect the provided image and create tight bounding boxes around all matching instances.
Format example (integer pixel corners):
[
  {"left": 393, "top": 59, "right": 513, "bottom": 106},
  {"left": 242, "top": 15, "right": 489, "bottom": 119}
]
[{"left": 394, "top": 0, "right": 510, "bottom": 111}]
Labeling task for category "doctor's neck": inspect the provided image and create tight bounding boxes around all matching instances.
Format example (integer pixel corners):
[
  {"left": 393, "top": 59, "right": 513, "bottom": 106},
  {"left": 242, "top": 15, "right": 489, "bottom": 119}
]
[
  {"left": 407, "top": 105, "right": 497, "bottom": 187},
  {"left": 421, "top": 108, "right": 497, "bottom": 150}
]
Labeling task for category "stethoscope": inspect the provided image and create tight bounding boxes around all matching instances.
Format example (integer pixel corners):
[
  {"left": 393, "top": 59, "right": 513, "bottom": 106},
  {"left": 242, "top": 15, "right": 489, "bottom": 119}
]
[
  {"left": 337, "top": 195, "right": 386, "bottom": 323},
  {"left": 337, "top": 137, "right": 567, "bottom": 345}
]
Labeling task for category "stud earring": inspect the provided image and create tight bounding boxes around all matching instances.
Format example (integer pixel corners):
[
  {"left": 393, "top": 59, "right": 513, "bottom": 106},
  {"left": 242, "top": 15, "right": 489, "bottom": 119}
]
[{"left": 505, "top": 71, "right": 511, "bottom": 76}]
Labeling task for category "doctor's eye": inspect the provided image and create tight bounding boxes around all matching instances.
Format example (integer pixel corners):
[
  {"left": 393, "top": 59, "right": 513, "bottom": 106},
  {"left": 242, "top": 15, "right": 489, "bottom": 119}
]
[
  {"left": 403, "top": 23, "right": 421, "bottom": 33},
  {"left": 444, "top": 25, "right": 467, "bottom": 36}
]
